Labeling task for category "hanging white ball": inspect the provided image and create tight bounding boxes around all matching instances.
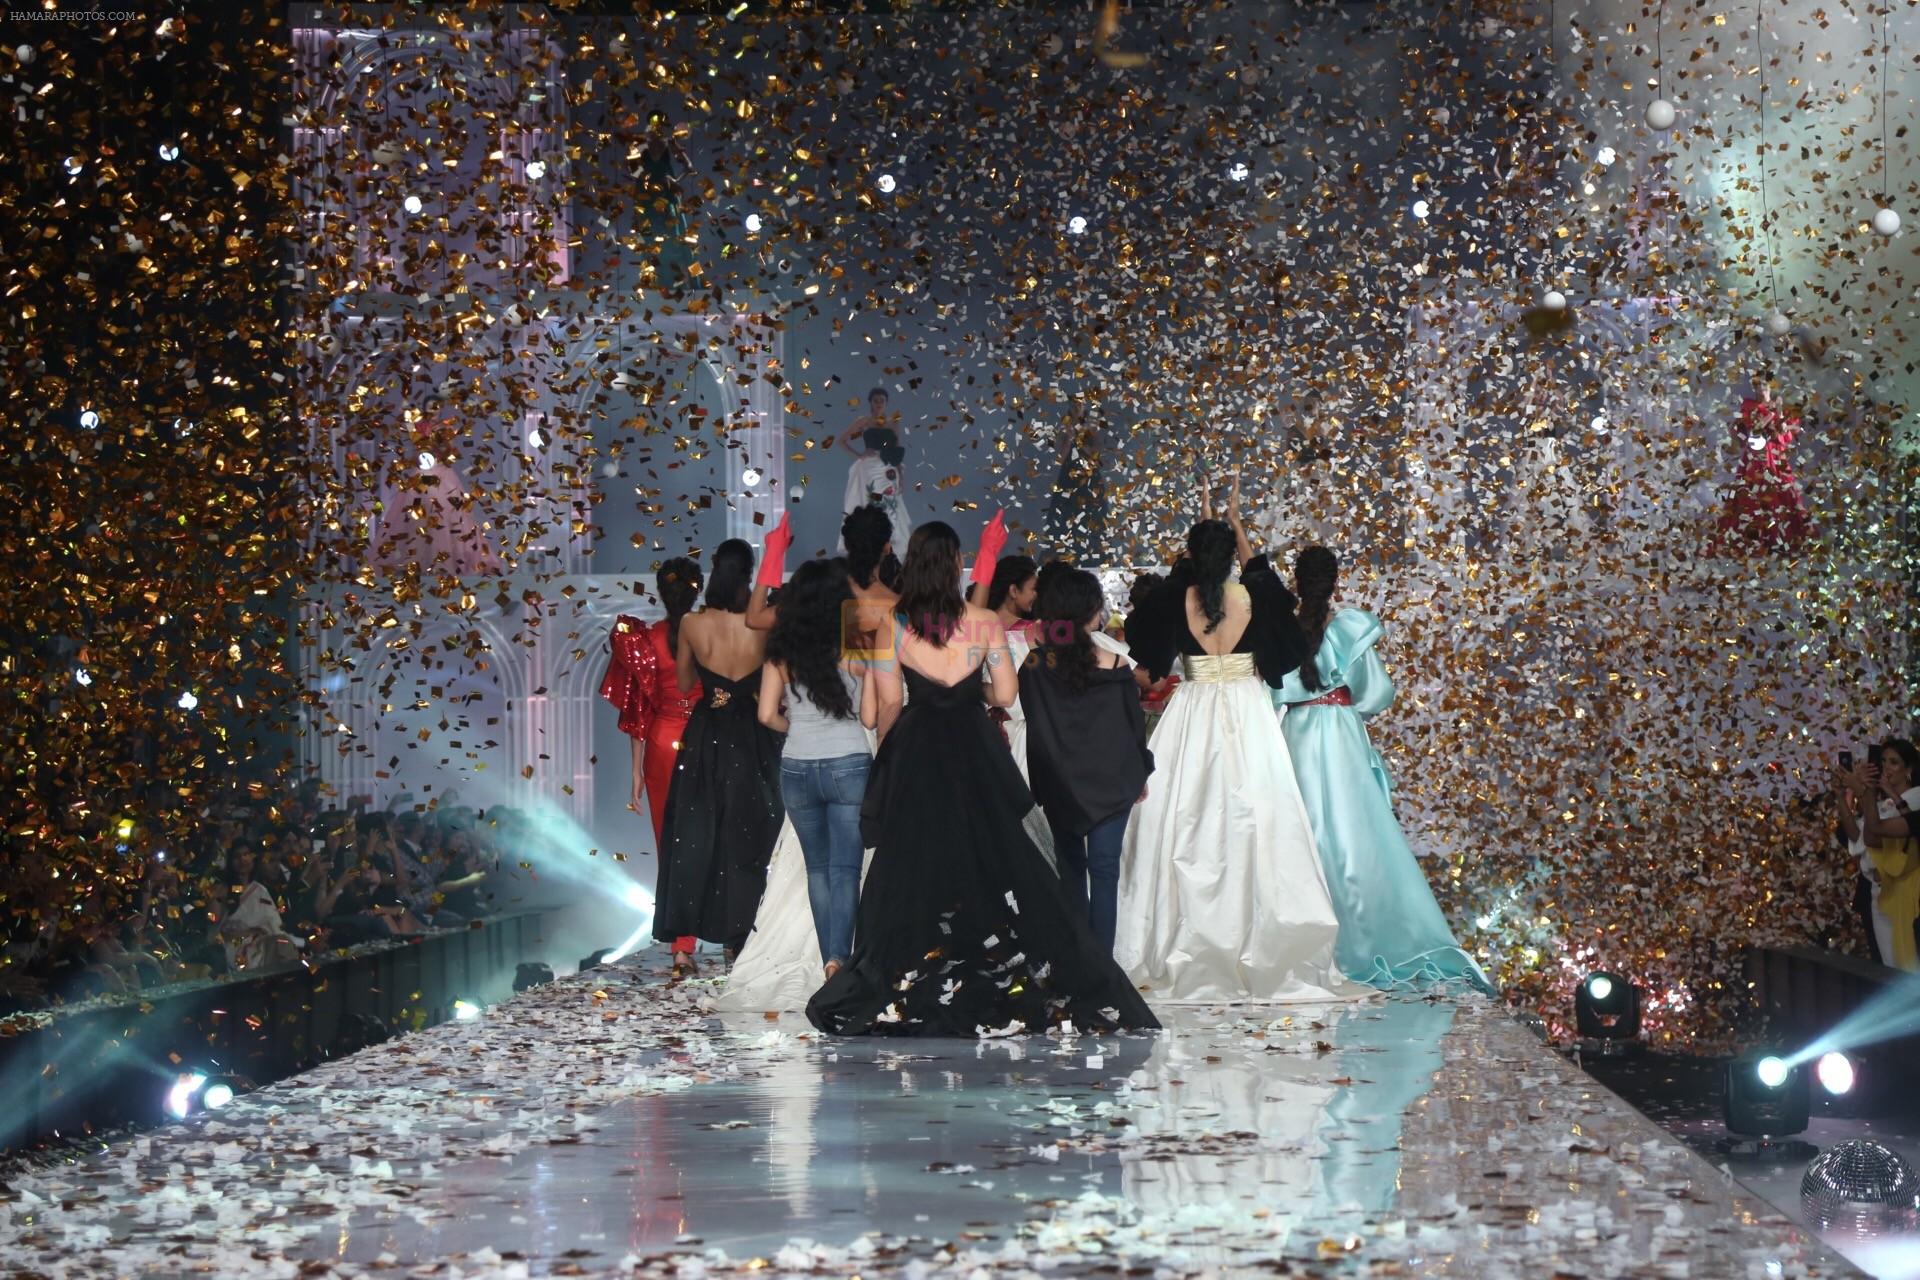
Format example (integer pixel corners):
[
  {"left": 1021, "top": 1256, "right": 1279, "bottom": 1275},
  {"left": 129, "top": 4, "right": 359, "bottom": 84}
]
[
  {"left": 1041, "top": 34, "right": 1063, "bottom": 57},
  {"left": 1765, "top": 310, "right": 1792, "bottom": 336},
  {"left": 15, "top": 44, "right": 34, "bottom": 64},
  {"left": 1871, "top": 207, "right": 1901, "bottom": 237},
  {"left": 1540, "top": 289, "right": 1568, "bottom": 311},
  {"left": 599, "top": 461, "right": 619, "bottom": 478},
  {"left": 1645, "top": 98, "right": 1677, "bottom": 131}
]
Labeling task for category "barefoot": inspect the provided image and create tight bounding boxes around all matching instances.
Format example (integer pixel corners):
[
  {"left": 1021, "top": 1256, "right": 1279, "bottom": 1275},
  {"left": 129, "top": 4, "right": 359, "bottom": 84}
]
[{"left": 823, "top": 959, "right": 843, "bottom": 982}]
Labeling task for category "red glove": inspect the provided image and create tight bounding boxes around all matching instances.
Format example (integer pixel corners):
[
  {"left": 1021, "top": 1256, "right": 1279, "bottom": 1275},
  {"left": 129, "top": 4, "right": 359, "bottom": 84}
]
[
  {"left": 755, "top": 512, "right": 792, "bottom": 589},
  {"left": 970, "top": 511, "right": 1007, "bottom": 586}
]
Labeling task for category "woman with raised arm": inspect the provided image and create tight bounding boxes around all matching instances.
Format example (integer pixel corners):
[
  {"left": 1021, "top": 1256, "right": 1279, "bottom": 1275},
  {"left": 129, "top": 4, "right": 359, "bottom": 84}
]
[
  {"left": 1273, "top": 546, "right": 1487, "bottom": 989},
  {"left": 1117, "top": 474, "right": 1364, "bottom": 1005},
  {"left": 653, "top": 539, "right": 785, "bottom": 967},
  {"left": 807, "top": 521, "right": 1157, "bottom": 1036}
]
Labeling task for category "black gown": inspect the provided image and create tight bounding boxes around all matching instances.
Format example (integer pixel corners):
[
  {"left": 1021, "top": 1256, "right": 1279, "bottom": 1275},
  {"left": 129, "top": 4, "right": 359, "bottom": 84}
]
[
  {"left": 806, "top": 665, "right": 1159, "bottom": 1037},
  {"left": 652, "top": 662, "right": 784, "bottom": 951}
]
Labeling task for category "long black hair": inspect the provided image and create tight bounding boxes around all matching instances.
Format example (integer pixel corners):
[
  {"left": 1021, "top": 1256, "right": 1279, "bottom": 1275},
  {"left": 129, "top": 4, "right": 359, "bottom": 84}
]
[
  {"left": 895, "top": 521, "right": 964, "bottom": 642},
  {"left": 655, "top": 556, "right": 702, "bottom": 652},
  {"left": 842, "top": 504, "right": 893, "bottom": 589},
  {"left": 1187, "top": 519, "right": 1236, "bottom": 634},
  {"left": 1034, "top": 566, "right": 1106, "bottom": 692},
  {"left": 986, "top": 554, "right": 1039, "bottom": 612},
  {"left": 1292, "top": 545, "right": 1338, "bottom": 693},
  {"left": 768, "top": 558, "right": 857, "bottom": 720},
  {"left": 704, "top": 538, "right": 754, "bottom": 612}
]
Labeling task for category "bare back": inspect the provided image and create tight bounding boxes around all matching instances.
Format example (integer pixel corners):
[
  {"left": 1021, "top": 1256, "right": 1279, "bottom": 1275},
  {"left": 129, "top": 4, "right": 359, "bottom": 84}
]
[
  {"left": 897, "top": 604, "right": 999, "bottom": 686},
  {"left": 1183, "top": 583, "right": 1253, "bottom": 656},
  {"left": 684, "top": 608, "right": 767, "bottom": 681}
]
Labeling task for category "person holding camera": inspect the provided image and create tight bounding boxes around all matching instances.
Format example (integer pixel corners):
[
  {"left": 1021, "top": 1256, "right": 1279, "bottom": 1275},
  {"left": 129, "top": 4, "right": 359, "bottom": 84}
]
[{"left": 1835, "top": 740, "right": 1920, "bottom": 972}]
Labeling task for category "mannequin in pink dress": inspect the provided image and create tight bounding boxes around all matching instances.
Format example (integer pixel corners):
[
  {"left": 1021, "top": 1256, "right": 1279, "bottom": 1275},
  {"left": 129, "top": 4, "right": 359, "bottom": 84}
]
[{"left": 1711, "top": 387, "right": 1812, "bottom": 556}]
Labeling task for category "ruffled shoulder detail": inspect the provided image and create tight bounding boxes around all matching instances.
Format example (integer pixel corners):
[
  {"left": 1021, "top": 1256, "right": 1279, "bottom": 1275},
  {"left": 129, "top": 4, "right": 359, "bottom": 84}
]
[{"left": 1318, "top": 608, "right": 1383, "bottom": 683}]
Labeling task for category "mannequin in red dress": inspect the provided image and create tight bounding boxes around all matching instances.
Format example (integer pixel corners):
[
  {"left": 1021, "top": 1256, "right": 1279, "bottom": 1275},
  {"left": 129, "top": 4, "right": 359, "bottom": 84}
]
[
  {"left": 600, "top": 557, "right": 705, "bottom": 970},
  {"left": 1711, "top": 386, "right": 1812, "bottom": 556}
]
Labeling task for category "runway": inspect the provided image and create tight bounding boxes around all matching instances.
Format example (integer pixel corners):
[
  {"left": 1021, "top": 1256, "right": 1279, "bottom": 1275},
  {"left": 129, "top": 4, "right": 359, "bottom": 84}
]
[{"left": 0, "top": 953, "right": 1853, "bottom": 1279}]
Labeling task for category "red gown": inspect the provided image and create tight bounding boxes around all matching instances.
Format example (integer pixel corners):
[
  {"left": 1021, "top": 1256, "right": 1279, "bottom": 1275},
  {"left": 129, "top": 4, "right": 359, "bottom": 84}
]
[
  {"left": 601, "top": 615, "right": 702, "bottom": 955},
  {"left": 1711, "top": 397, "right": 1812, "bottom": 555}
]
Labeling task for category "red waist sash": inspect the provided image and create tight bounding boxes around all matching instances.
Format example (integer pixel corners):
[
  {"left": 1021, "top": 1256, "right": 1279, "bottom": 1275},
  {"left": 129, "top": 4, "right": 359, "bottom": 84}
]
[{"left": 1300, "top": 686, "right": 1353, "bottom": 707}]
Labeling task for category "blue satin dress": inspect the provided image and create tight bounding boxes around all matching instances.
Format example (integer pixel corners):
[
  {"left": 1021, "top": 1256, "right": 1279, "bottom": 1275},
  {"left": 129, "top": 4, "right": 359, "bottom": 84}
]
[{"left": 1273, "top": 609, "right": 1489, "bottom": 990}]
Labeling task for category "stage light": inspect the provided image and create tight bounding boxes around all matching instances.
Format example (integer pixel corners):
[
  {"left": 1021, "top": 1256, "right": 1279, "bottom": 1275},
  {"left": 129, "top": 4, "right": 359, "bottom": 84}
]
[
  {"left": 527, "top": 425, "right": 544, "bottom": 449},
  {"left": 1871, "top": 207, "right": 1901, "bottom": 237},
  {"left": 1816, "top": 1050, "right": 1856, "bottom": 1096},
  {"left": 79, "top": 407, "right": 100, "bottom": 429},
  {"left": 514, "top": 962, "right": 555, "bottom": 993},
  {"left": 1801, "top": 1140, "right": 1920, "bottom": 1231},
  {"left": 741, "top": 466, "right": 762, "bottom": 487},
  {"left": 744, "top": 212, "right": 763, "bottom": 233},
  {"left": 524, "top": 160, "right": 547, "bottom": 180},
  {"left": 176, "top": 690, "right": 198, "bottom": 711},
  {"left": 74, "top": 668, "right": 93, "bottom": 687},
  {"left": 451, "top": 999, "right": 482, "bottom": 1021},
  {"left": 63, "top": 156, "right": 83, "bottom": 176},
  {"left": 157, "top": 142, "right": 179, "bottom": 161},
  {"left": 1574, "top": 971, "right": 1640, "bottom": 1045},
  {"left": 1411, "top": 200, "right": 1430, "bottom": 220},
  {"left": 165, "top": 1072, "right": 208, "bottom": 1120},
  {"left": 1645, "top": 98, "right": 1676, "bottom": 131},
  {"left": 1067, "top": 215, "right": 1088, "bottom": 236},
  {"left": 1227, "top": 161, "right": 1250, "bottom": 181},
  {"left": 403, "top": 194, "right": 424, "bottom": 214},
  {"left": 1724, "top": 1050, "right": 1810, "bottom": 1137}
]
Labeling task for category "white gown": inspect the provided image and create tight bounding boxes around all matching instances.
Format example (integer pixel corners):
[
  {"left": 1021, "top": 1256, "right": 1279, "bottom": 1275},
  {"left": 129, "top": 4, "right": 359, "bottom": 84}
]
[
  {"left": 1115, "top": 651, "right": 1366, "bottom": 1005},
  {"left": 710, "top": 819, "right": 871, "bottom": 1014},
  {"left": 1004, "top": 630, "right": 1057, "bottom": 868}
]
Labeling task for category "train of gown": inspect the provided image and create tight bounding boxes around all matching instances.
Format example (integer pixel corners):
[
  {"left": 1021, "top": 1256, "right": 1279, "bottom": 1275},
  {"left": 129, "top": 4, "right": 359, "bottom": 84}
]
[
  {"left": 1273, "top": 609, "right": 1489, "bottom": 990},
  {"left": 807, "top": 666, "right": 1158, "bottom": 1036}
]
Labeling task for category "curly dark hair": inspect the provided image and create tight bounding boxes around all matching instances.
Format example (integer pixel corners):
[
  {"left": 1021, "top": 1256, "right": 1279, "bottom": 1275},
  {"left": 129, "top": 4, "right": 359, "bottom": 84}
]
[
  {"left": 986, "top": 555, "right": 1038, "bottom": 613},
  {"left": 654, "top": 556, "right": 703, "bottom": 652},
  {"left": 1187, "top": 520, "right": 1236, "bottom": 634},
  {"left": 1292, "top": 545, "right": 1338, "bottom": 693},
  {"left": 896, "top": 522, "right": 964, "bottom": 642},
  {"left": 704, "top": 539, "right": 754, "bottom": 612},
  {"left": 842, "top": 504, "right": 893, "bottom": 589},
  {"left": 1034, "top": 566, "right": 1106, "bottom": 693},
  {"left": 768, "top": 558, "right": 857, "bottom": 720}
]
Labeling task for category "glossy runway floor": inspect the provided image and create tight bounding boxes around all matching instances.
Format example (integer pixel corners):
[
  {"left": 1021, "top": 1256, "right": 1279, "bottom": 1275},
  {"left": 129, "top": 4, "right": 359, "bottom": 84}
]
[{"left": 0, "top": 951, "right": 1858, "bottom": 1279}]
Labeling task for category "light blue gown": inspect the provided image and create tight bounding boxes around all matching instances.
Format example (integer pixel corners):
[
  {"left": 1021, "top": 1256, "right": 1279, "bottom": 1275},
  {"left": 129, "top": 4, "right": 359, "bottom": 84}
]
[{"left": 1274, "top": 609, "right": 1489, "bottom": 990}]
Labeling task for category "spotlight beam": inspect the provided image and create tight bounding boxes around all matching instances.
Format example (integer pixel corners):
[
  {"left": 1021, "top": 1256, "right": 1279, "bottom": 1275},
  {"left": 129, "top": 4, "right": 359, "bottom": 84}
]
[{"left": 1783, "top": 971, "right": 1920, "bottom": 1069}]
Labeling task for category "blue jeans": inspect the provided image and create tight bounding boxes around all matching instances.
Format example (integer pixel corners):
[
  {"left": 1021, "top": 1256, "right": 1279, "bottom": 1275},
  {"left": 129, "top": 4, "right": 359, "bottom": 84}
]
[
  {"left": 780, "top": 753, "right": 870, "bottom": 965},
  {"left": 1050, "top": 811, "right": 1129, "bottom": 953}
]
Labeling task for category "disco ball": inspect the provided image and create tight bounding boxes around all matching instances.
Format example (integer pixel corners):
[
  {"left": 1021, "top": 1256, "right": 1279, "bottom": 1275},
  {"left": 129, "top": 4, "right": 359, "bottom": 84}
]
[{"left": 1800, "top": 1140, "right": 1920, "bottom": 1234}]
